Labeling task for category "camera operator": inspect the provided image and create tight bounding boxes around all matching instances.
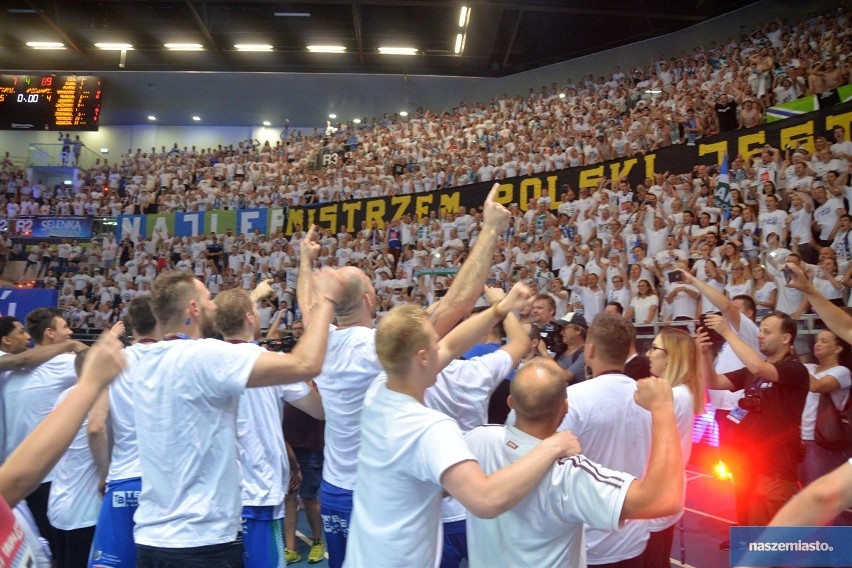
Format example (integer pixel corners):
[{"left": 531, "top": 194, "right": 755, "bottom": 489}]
[
  {"left": 530, "top": 294, "right": 566, "bottom": 359},
  {"left": 701, "top": 311, "right": 809, "bottom": 526}
]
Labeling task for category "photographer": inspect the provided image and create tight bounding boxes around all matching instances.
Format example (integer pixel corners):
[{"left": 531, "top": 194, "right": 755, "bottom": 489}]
[{"left": 702, "top": 310, "right": 809, "bottom": 526}]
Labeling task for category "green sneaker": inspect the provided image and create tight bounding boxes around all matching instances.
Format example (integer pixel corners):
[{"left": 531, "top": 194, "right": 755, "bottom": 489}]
[
  {"left": 284, "top": 547, "right": 302, "bottom": 564},
  {"left": 307, "top": 539, "right": 325, "bottom": 564}
]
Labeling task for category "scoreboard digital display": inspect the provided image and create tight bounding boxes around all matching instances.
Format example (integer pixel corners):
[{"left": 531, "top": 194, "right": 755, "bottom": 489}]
[{"left": 0, "top": 75, "right": 102, "bottom": 131}]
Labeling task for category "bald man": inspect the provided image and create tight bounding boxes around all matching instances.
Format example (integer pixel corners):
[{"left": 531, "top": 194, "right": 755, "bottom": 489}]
[{"left": 465, "top": 358, "right": 683, "bottom": 568}]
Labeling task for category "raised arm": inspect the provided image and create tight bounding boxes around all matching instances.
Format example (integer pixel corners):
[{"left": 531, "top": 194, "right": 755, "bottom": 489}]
[
  {"left": 296, "top": 225, "right": 322, "bottom": 326},
  {"left": 679, "top": 268, "right": 740, "bottom": 328},
  {"left": 436, "top": 282, "right": 534, "bottom": 369},
  {"left": 428, "top": 184, "right": 511, "bottom": 337},
  {"left": 786, "top": 263, "right": 852, "bottom": 344},
  {"left": 248, "top": 268, "right": 342, "bottom": 387},
  {"left": 620, "top": 378, "right": 684, "bottom": 520},
  {"left": 485, "top": 286, "right": 530, "bottom": 366},
  {"left": 704, "top": 314, "right": 779, "bottom": 382}
]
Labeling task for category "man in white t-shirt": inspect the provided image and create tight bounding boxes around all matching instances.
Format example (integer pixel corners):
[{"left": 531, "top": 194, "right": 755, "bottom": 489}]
[
  {"left": 758, "top": 194, "right": 788, "bottom": 246},
  {"left": 557, "top": 314, "right": 685, "bottom": 566},
  {"left": 2, "top": 309, "right": 82, "bottom": 557},
  {"left": 214, "top": 289, "right": 325, "bottom": 568},
  {"left": 87, "top": 296, "right": 161, "bottom": 568},
  {"left": 466, "top": 357, "right": 683, "bottom": 568},
  {"left": 344, "top": 305, "right": 580, "bottom": 568},
  {"left": 132, "top": 269, "right": 342, "bottom": 566},
  {"left": 304, "top": 184, "right": 516, "bottom": 568}
]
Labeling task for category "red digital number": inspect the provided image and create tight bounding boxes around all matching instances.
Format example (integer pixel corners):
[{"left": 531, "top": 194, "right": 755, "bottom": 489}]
[{"left": 41, "top": 77, "right": 53, "bottom": 87}]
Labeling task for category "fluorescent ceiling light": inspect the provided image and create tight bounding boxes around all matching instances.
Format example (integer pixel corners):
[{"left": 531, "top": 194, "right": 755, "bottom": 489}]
[
  {"left": 8, "top": 9, "right": 37, "bottom": 14},
  {"left": 353, "top": 118, "right": 362, "bottom": 124},
  {"left": 262, "top": 121, "right": 271, "bottom": 126},
  {"left": 26, "top": 41, "right": 65, "bottom": 49},
  {"left": 235, "top": 44, "right": 273, "bottom": 52},
  {"left": 378, "top": 47, "right": 417, "bottom": 55},
  {"left": 328, "top": 114, "right": 337, "bottom": 119},
  {"left": 459, "top": 6, "right": 470, "bottom": 28},
  {"left": 454, "top": 33, "right": 463, "bottom": 54},
  {"left": 192, "top": 116, "right": 201, "bottom": 121},
  {"left": 275, "top": 12, "right": 310, "bottom": 17},
  {"left": 307, "top": 45, "right": 346, "bottom": 53},
  {"left": 165, "top": 43, "right": 204, "bottom": 51},
  {"left": 399, "top": 111, "right": 408, "bottom": 117},
  {"left": 100, "top": 148, "right": 109, "bottom": 153},
  {"left": 147, "top": 115, "right": 157, "bottom": 121},
  {"left": 95, "top": 42, "right": 133, "bottom": 50}
]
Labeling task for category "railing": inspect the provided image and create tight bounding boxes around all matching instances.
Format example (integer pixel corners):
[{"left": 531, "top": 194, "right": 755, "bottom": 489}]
[{"left": 27, "top": 143, "right": 103, "bottom": 170}]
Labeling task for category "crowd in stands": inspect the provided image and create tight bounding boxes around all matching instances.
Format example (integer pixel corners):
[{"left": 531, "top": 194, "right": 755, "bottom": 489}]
[
  {"left": 1, "top": 8, "right": 851, "bottom": 217},
  {"left": 0, "top": 7, "right": 848, "bottom": 334}
]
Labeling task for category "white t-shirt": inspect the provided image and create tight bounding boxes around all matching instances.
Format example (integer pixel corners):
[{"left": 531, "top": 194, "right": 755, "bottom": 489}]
[
  {"left": 133, "top": 339, "right": 261, "bottom": 548},
  {"left": 758, "top": 210, "right": 787, "bottom": 244},
  {"left": 465, "top": 425, "right": 633, "bottom": 568},
  {"left": 344, "top": 384, "right": 475, "bottom": 568},
  {"left": 558, "top": 373, "right": 653, "bottom": 564},
  {"left": 2, "top": 354, "right": 77, "bottom": 479},
  {"left": 646, "top": 385, "right": 694, "bottom": 532},
  {"left": 48, "top": 387, "right": 102, "bottom": 530},
  {"left": 801, "top": 364, "right": 851, "bottom": 440},
  {"left": 314, "top": 326, "right": 383, "bottom": 491},
  {"left": 630, "top": 295, "right": 659, "bottom": 324},
  {"left": 107, "top": 342, "right": 157, "bottom": 482},
  {"left": 236, "top": 343, "right": 310, "bottom": 509}
]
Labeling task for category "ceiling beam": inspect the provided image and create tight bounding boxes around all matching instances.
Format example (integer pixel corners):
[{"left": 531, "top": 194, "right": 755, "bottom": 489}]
[
  {"left": 501, "top": 10, "right": 523, "bottom": 71},
  {"left": 352, "top": 1, "right": 365, "bottom": 68},
  {"left": 25, "top": 0, "right": 89, "bottom": 59},
  {"left": 185, "top": 1, "right": 228, "bottom": 68},
  {"left": 73, "top": 0, "right": 707, "bottom": 22}
]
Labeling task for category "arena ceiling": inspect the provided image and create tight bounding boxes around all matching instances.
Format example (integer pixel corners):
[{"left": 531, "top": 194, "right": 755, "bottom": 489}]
[{"left": 0, "top": 0, "right": 759, "bottom": 126}]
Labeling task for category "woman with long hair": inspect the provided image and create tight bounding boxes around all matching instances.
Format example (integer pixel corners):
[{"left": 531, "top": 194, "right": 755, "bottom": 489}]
[
  {"left": 751, "top": 264, "right": 777, "bottom": 320},
  {"left": 799, "top": 330, "right": 852, "bottom": 486},
  {"left": 641, "top": 327, "right": 703, "bottom": 567},
  {"left": 724, "top": 261, "right": 753, "bottom": 299}
]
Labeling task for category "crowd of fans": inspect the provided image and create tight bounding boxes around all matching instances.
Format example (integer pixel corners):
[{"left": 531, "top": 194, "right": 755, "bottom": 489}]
[
  {"left": 1, "top": 8, "right": 851, "bottom": 216},
  {"left": 0, "top": 7, "right": 848, "bottom": 334}
]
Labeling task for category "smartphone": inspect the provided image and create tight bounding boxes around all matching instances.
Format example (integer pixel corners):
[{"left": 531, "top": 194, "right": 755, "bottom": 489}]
[
  {"left": 782, "top": 266, "right": 793, "bottom": 283},
  {"left": 667, "top": 271, "right": 684, "bottom": 283},
  {"left": 486, "top": 277, "right": 498, "bottom": 287}
]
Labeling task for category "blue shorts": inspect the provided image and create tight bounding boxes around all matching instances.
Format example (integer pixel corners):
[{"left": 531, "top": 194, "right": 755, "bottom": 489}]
[
  {"left": 241, "top": 506, "right": 284, "bottom": 568},
  {"left": 89, "top": 477, "right": 141, "bottom": 568},
  {"left": 294, "top": 448, "right": 323, "bottom": 500},
  {"left": 319, "top": 480, "right": 353, "bottom": 568}
]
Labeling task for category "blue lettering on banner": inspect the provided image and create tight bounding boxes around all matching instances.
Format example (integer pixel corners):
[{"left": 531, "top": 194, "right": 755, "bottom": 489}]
[{"left": 730, "top": 526, "right": 852, "bottom": 566}]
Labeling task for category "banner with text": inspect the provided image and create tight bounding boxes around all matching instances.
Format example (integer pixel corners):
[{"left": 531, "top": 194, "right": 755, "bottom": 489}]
[{"left": 115, "top": 101, "right": 852, "bottom": 240}]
